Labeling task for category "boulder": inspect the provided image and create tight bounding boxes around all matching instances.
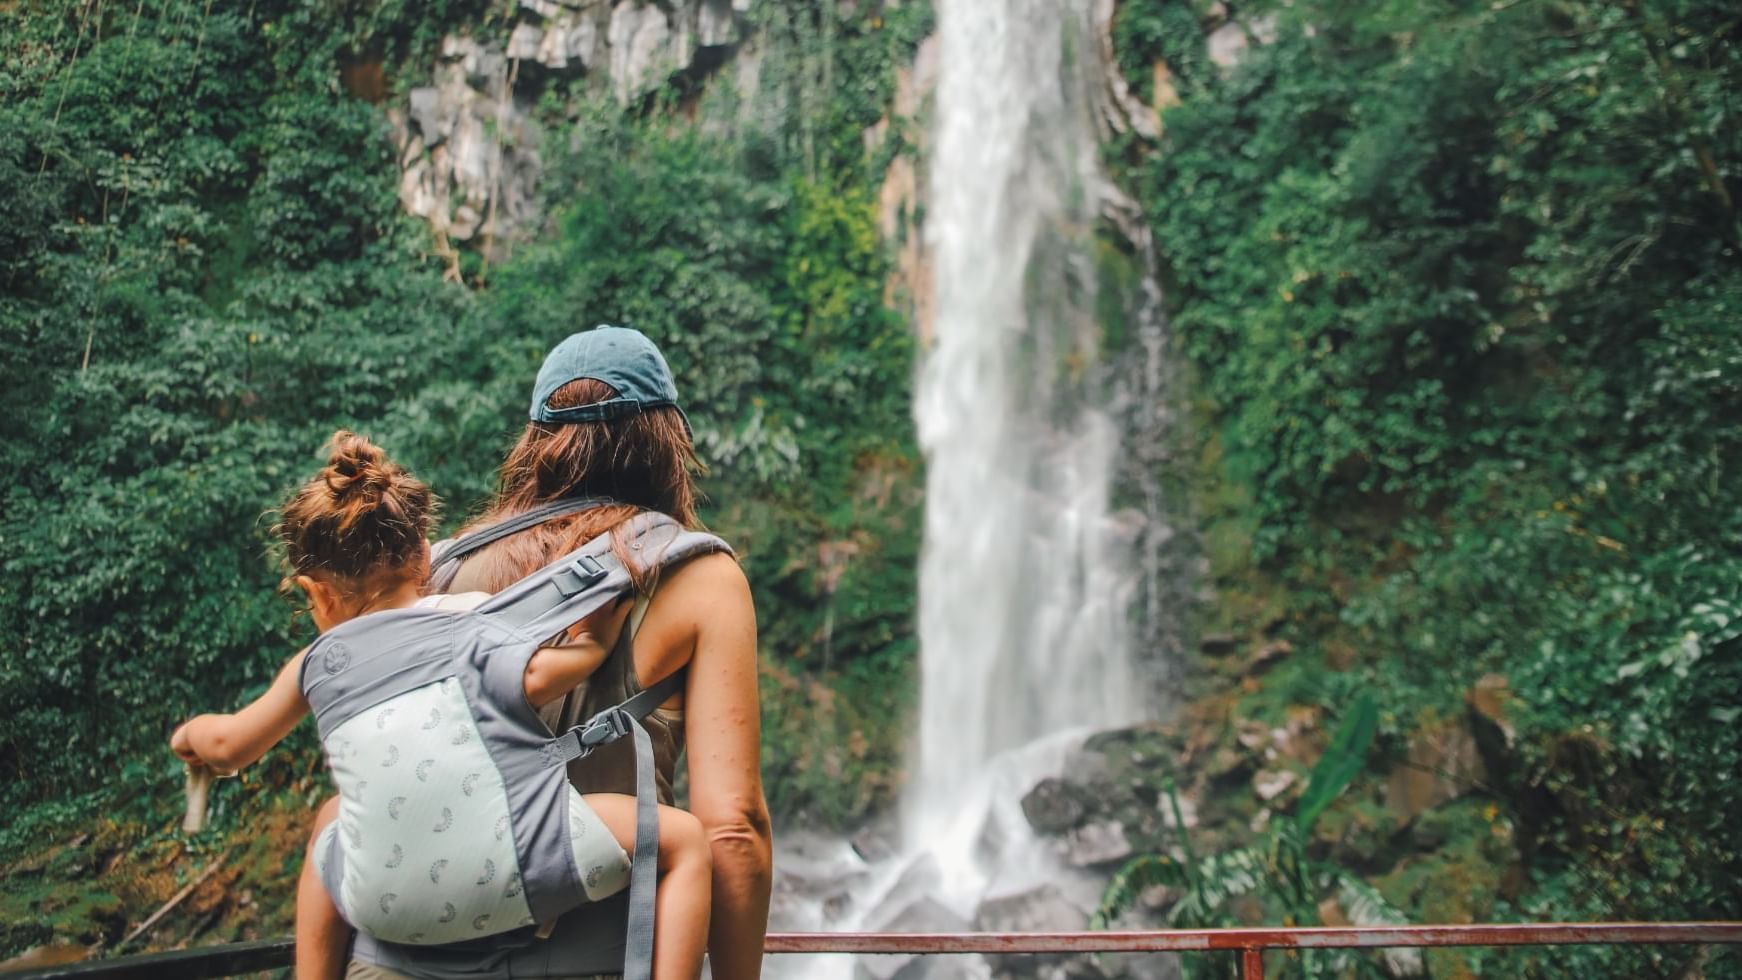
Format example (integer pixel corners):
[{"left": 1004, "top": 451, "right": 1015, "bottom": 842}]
[
  {"left": 1386, "top": 717, "right": 1487, "bottom": 825},
  {"left": 1102, "top": 953, "right": 1183, "bottom": 980},
  {"left": 1198, "top": 632, "right": 1238, "bottom": 655},
  {"left": 887, "top": 955, "right": 986, "bottom": 980},
  {"left": 974, "top": 884, "right": 1099, "bottom": 976},
  {"left": 1022, "top": 777, "right": 1089, "bottom": 835},
  {"left": 1062, "top": 820, "right": 1132, "bottom": 868},
  {"left": 852, "top": 824, "right": 898, "bottom": 864},
  {"left": 857, "top": 898, "right": 973, "bottom": 980}
]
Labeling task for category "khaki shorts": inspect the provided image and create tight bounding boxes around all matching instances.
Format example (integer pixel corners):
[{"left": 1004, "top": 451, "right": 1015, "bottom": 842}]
[{"left": 346, "top": 963, "right": 619, "bottom": 980}]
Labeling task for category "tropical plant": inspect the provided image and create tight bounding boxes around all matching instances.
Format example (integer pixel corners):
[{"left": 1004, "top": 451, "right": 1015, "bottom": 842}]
[{"left": 1093, "top": 696, "right": 1414, "bottom": 978}]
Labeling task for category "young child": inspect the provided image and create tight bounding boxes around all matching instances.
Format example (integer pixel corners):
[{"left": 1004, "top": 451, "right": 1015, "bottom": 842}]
[{"left": 171, "top": 431, "right": 710, "bottom": 980}]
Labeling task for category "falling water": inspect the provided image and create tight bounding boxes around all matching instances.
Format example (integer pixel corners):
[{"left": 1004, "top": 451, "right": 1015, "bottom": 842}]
[
  {"left": 906, "top": 0, "right": 1141, "bottom": 863},
  {"left": 766, "top": 1, "right": 1157, "bottom": 974}
]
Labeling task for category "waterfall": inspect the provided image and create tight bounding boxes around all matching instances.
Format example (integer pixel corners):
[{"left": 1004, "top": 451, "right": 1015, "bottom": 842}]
[
  {"left": 766, "top": 1, "right": 1158, "bottom": 974},
  {"left": 907, "top": 0, "right": 1141, "bottom": 863}
]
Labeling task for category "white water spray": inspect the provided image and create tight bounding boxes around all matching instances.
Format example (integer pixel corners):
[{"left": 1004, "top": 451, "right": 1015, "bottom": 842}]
[
  {"left": 905, "top": 0, "right": 1141, "bottom": 868},
  {"left": 767, "top": 1, "right": 1153, "bottom": 974}
]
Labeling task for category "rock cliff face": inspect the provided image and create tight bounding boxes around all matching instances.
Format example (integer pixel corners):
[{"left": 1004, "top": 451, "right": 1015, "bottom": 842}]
[{"left": 389, "top": 0, "right": 754, "bottom": 268}]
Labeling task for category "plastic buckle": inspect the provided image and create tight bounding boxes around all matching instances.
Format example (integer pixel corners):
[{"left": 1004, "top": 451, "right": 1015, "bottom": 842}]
[
  {"left": 569, "top": 555, "right": 607, "bottom": 587},
  {"left": 555, "top": 555, "right": 609, "bottom": 597},
  {"left": 580, "top": 709, "right": 632, "bottom": 748}
]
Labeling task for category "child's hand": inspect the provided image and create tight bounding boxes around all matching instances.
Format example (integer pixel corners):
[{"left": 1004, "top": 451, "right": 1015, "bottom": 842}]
[
  {"left": 170, "top": 717, "right": 205, "bottom": 765},
  {"left": 170, "top": 716, "right": 234, "bottom": 773},
  {"left": 569, "top": 594, "right": 634, "bottom": 650},
  {"left": 525, "top": 596, "right": 636, "bottom": 708}
]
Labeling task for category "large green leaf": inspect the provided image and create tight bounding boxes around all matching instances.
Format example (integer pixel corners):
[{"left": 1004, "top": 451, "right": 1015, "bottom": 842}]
[{"left": 1294, "top": 693, "right": 1377, "bottom": 833}]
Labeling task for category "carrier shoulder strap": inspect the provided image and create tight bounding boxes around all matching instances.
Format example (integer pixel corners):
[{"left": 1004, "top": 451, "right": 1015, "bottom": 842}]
[
  {"left": 428, "top": 497, "right": 613, "bottom": 593},
  {"left": 476, "top": 512, "right": 730, "bottom": 643}
]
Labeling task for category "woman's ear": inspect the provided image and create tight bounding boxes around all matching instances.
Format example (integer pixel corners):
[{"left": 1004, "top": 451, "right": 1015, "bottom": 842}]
[{"left": 296, "top": 574, "right": 344, "bottom": 632}]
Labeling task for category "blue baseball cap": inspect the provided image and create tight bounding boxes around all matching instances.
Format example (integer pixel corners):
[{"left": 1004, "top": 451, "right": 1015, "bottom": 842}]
[{"left": 529, "top": 325, "right": 691, "bottom": 434}]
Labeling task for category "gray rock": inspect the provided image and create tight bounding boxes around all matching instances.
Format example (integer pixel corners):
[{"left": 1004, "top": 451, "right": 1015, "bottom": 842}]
[
  {"left": 974, "top": 883, "right": 1089, "bottom": 933},
  {"left": 1062, "top": 820, "right": 1132, "bottom": 868},
  {"left": 392, "top": 0, "right": 754, "bottom": 256},
  {"left": 889, "top": 955, "right": 985, "bottom": 980},
  {"left": 507, "top": 23, "right": 544, "bottom": 60},
  {"left": 697, "top": 0, "right": 737, "bottom": 47},
  {"left": 974, "top": 887, "right": 1115, "bottom": 978},
  {"left": 1101, "top": 953, "right": 1183, "bottom": 980},
  {"left": 407, "top": 87, "right": 446, "bottom": 145},
  {"left": 609, "top": 0, "right": 683, "bottom": 103},
  {"left": 851, "top": 824, "right": 898, "bottom": 864},
  {"left": 858, "top": 898, "right": 973, "bottom": 980},
  {"left": 1198, "top": 632, "right": 1238, "bottom": 655},
  {"left": 1022, "top": 777, "right": 1088, "bottom": 835}
]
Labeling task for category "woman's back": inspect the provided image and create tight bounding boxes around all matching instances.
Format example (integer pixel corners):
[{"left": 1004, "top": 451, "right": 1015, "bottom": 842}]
[{"left": 349, "top": 326, "right": 770, "bottom": 979}]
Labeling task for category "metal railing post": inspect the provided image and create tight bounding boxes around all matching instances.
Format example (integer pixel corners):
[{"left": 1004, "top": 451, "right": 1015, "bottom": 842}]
[{"left": 1240, "top": 945, "right": 1263, "bottom": 978}]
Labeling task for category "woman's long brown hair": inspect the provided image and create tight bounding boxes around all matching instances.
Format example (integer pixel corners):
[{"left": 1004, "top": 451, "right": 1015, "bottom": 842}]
[{"left": 456, "top": 378, "right": 704, "bottom": 593}]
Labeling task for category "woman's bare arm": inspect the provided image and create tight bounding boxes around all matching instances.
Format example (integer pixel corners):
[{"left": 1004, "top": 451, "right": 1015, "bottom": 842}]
[
  {"left": 667, "top": 553, "right": 772, "bottom": 980},
  {"left": 171, "top": 650, "right": 310, "bottom": 774}
]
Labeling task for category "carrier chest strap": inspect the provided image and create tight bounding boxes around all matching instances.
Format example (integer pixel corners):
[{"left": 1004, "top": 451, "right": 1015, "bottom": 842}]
[
  {"left": 542, "top": 671, "right": 684, "bottom": 768},
  {"left": 428, "top": 498, "right": 612, "bottom": 593}
]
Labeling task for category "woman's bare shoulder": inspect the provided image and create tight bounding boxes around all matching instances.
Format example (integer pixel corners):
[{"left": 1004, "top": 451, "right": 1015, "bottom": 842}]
[
  {"left": 661, "top": 548, "right": 747, "bottom": 586},
  {"left": 642, "top": 550, "right": 752, "bottom": 638}
]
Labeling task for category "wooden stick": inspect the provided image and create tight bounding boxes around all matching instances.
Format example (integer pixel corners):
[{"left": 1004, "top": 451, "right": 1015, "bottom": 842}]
[{"left": 119, "top": 851, "right": 229, "bottom": 949}]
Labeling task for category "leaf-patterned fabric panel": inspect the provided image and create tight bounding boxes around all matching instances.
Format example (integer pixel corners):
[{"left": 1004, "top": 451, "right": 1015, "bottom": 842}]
[
  {"left": 567, "top": 786, "right": 630, "bottom": 903},
  {"left": 324, "top": 677, "right": 534, "bottom": 944}
]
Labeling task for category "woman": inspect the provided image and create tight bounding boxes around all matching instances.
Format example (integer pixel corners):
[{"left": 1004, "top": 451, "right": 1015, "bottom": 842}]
[{"left": 326, "top": 325, "right": 772, "bottom": 980}]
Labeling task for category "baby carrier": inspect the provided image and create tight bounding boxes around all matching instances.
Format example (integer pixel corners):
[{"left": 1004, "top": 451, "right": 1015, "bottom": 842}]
[{"left": 301, "top": 506, "right": 728, "bottom": 980}]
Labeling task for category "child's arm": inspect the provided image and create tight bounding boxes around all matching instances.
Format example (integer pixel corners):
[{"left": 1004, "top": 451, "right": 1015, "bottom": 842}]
[
  {"left": 524, "top": 597, "right": 634, "bottom": 708},
  {"left": 171, "top": 649, "right": 311, "bottom": 774}
]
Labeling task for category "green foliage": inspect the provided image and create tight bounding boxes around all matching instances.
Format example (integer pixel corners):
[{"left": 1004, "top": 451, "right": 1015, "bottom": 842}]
[
  {"left": 1094, "top": 698, "right": 1397, "bottom": 978},
  {"left": 1, "top": 0, "right": 924, "bottom": 845},
  {"left": 1111, "top": 0, "right": 1216, "bottom": 104},
  {"left": 1117, "top": 0, "right": 1742, "bottom": 965},
  {"left": 1292, "top": 693, "right": 1375, "bottom": 831}
]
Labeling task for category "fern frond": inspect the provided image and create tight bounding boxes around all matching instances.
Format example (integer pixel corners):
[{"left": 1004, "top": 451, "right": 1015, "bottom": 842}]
[
  {"left": 1091, "top": 853, "right": 1191, "bottom": 929},
  {"left": 1295, "top": 693, "right": 1378, "bottom": 832},
  {"left": 1167, "top": 844, "right": 1269, "bottom": 928},
  {"left": 1334, "top": 873, "right": 1425, "bottom": 977}
]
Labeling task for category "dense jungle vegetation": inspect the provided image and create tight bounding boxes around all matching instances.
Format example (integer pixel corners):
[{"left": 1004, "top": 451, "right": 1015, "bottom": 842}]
[
  {"left": 1111, "top": 0, "right": 1740, "bottom": 974},
  {"left": 1, "top": 0, "right": 928, "bottom": 945},
  {"left": 2, "top": 0, "right": 1738, "bottom": 973}
]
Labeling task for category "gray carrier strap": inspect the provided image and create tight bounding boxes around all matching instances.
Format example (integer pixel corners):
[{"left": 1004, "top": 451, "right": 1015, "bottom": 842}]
[
  {"left": 544, "top": 671, "right": 685, "bottom": 767},
  {"left": 545, "top": 675, "right": 681, "bottom": 980},
  {"left": 625, "top": 712, "right": 659, "bottom": 980},
  {"left": 477, "top": 513, "right": 727, "bottom": 644},
  {"left": 428, "top": 497, "right": 612, "bottom": 593}
]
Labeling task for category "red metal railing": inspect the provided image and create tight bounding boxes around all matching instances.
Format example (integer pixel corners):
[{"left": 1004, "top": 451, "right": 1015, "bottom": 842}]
[
  {"left": 768, "top": 924, "right": 1742, "bottom": 978},
  {"left": 8, "top": 923, "right": 1741, "bottom": 979}
]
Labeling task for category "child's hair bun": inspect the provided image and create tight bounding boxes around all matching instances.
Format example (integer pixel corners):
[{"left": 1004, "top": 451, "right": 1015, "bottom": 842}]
[
  {"left": 323, "top": 430, "right": 391, "bottom": 503},
  {"left": 277, "top": 430, "right": 437, "bottom": 585}
]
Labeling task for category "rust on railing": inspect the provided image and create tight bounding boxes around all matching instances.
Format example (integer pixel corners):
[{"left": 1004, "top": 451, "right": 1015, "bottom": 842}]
[
  {"left": 764, "top": 921, "right": 1742, "bottom": 954},
  {"left": 8, "top": 923, "right": 1741, "bottom": 979}
]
